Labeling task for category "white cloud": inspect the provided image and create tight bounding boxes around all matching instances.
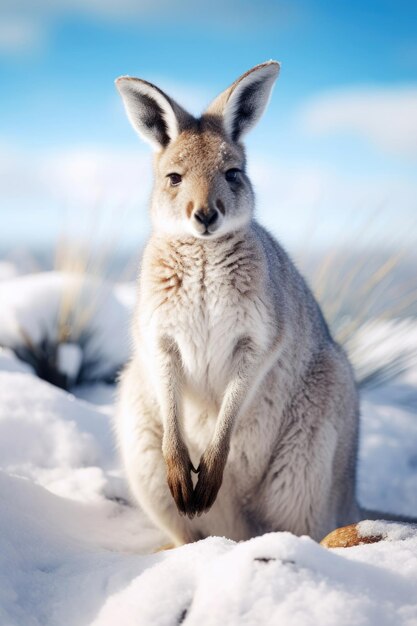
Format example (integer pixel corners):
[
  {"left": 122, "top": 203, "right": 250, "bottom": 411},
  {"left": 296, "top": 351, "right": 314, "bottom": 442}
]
[
  {"left": 0, "top": 17, "right": 44, "bottom": 55},
  {"left": 0, "top": 0, "right": 294, "bottom": 55},
  {"left": 0, "top": 144, "right": 153, "bottom": 247},
  {"left": 301, "top": 87, "right": 417, "bottom": 157},
  {"left": 0, "top": 1, "right": 167, "bottom": 55},
  {"left": 0, "top": 144, "right": 152, "bottom": 207},
  {"left": 249, "top": 154, "right": 417, "bottom": 250}
]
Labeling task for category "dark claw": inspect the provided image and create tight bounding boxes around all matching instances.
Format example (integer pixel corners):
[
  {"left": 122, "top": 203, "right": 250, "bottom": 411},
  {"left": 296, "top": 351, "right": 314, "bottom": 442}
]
[
  {"left": 192, "top": 460, "right": 224, "bottom": 516},
  {"left": 165, "top": 449, "right": 196, "bottom": 517}
]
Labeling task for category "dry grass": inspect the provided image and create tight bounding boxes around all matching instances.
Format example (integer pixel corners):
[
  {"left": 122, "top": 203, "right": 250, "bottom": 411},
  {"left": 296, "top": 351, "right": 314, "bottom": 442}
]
[
  {"left": 54, "top": 203, "right": 139, "bottom": 345},
  {"left": 300, "top": 212, "right": 417, "bottom": 390},
  {"left": 5, "top": 205, "right": 140, "bottom": 390}
]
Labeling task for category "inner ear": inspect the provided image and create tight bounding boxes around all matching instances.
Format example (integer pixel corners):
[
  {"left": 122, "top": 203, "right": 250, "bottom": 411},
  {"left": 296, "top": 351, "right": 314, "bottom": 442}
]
[
  {"left": 136, "top": 92, "right": 171, "bottom": 148},
  {"left": 116, "top": 76, "right": 194, "bottom": 151},
  {"left": 204, "top": 61, "right": 280, "bottom": 143},
  {"left": 228, "top": 79, "right": 265, "bottom": 142}
]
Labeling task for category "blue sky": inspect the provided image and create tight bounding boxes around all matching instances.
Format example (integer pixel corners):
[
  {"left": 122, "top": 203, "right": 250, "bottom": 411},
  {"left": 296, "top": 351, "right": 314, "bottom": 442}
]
[{"left": 1, "top": 0, "right": 416, "bottom": 252}]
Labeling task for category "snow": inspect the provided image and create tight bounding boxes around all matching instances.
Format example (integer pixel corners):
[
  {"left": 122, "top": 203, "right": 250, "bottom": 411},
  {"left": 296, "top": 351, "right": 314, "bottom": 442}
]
[
  {"left": 357, "top": 520, "right": 417, "bottom": 541},
  {"left": 0, "top": 273, "right": 417, "bottom": 625},
  {"left": 358, "top": 392, "right": 417, "bottom": 518},
  {"left": 0, "top": 272, "right": 132, "bottom": 383},
  {"left": 56, "top": 342, "right": 84, "bottom": 384},
  {"left": 0, "top": 261, "right": 19, "bottom": 282},
  {"left": 1, "top": 465, "right": 417, "bottom": 626}
]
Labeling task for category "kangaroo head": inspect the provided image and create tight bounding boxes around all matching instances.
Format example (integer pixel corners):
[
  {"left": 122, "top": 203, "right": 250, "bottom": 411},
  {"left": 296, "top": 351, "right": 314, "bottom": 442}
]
[{"left": 116, "top": 61, "right": 280, "bottom": 239}]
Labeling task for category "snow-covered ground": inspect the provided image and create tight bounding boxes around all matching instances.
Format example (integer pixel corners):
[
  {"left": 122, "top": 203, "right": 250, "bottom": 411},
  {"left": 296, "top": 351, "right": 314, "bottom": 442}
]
[{"left": 0, "top": 271, "right": 417, "bottom": 626}]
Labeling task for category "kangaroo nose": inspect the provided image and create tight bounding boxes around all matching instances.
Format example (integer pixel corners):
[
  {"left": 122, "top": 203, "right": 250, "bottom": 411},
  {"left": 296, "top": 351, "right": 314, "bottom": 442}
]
[{"left": 194, "top": 208, "right": 218, "bottom": 228}]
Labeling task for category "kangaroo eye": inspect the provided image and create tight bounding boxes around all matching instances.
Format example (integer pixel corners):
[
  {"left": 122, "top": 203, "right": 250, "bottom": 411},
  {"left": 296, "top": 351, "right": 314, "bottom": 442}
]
[
  {"left": 167, "top": 173, "right": 182, "bottom": 186},
  {"left": 225, "top": 168, "right": 240, "bottom": 183}
]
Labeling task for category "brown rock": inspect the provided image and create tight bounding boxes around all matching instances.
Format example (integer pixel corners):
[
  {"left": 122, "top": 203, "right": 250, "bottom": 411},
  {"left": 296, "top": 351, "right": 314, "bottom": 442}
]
[{"left": 320, "top": 523, "right": 384, "bottom": 548}]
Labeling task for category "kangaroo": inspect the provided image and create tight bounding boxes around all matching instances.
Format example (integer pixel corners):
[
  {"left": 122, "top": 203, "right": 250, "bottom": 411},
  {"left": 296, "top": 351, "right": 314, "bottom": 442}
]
[{"left": 114, "top": 61, "right": 361, "bottom": 546}]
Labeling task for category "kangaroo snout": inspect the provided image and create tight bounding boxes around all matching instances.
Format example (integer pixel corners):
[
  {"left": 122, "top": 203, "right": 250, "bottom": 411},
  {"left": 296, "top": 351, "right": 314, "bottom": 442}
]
[{"left": 193, "top": 207, "right": 219, "bottom": 234}]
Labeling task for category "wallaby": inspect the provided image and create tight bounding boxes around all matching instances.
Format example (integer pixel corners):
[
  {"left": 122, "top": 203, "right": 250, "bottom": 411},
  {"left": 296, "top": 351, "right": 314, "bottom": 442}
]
[{"left": 115, "top": 61, "right": 361, "bottom": 546}]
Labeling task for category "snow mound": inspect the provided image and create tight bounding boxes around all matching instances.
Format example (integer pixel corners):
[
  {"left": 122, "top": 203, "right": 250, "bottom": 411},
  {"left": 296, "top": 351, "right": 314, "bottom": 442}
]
[
  {"left": 0, "top": 350, "right": 164, "bottom": 547},
  {"left": 0, "top": 272, "right": 133, "bottom": 385},
  {"left": 0, "top": 471, "right": 161, "bottom": 626},
  {"left": 358, "top": 519, "right": 417, "bottom": 542}
]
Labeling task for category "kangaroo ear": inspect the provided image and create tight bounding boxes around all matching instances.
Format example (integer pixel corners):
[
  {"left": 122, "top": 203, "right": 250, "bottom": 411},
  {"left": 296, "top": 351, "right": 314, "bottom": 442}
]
[
  {"left": 205, "top": 61, "right": 280, "bottom": 143},
  {"left": 115, "top": 76, "right": 193, "bottom": 151}
]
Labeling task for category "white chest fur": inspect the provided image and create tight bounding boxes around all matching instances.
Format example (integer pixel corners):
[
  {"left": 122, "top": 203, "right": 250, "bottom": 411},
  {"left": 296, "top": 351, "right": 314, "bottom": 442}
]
[{"left": 140, "top": 233, "right": 271, "bottom": 402}]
